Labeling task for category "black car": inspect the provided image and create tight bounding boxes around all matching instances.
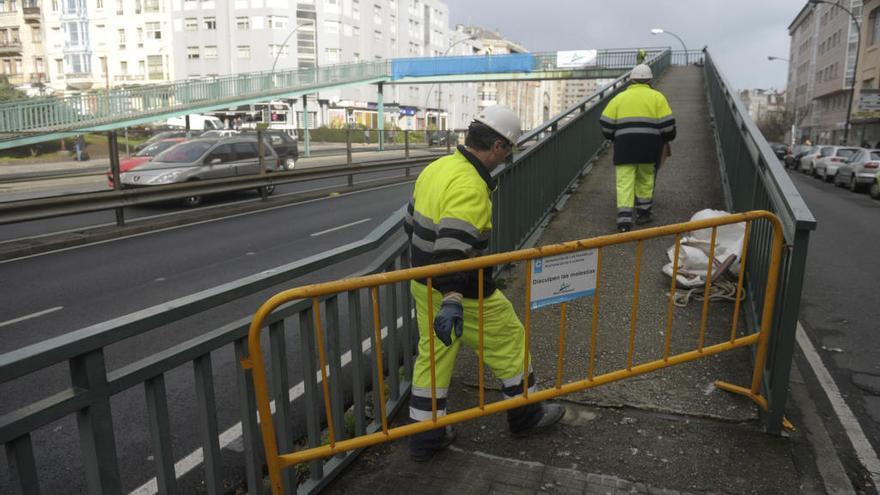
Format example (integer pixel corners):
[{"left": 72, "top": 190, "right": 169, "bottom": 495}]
[
  {"left": 785, "top": 144, "right": 814, "bottom": 169},
  {"left": 241, "top": 129, "right": 299, "bottom": 170},
  {"left": 768, "top": 141, "right": 789, "bottom": 160},
  {"left": 428, "top": 131, "right": 457, "bottom": 146}
]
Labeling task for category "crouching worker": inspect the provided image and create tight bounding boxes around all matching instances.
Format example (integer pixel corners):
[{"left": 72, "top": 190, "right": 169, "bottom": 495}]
[{"left": 403, "top": 105, "right": 566, "bottom": 462}]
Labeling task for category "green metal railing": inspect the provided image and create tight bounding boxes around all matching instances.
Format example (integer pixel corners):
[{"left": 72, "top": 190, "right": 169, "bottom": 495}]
[{"left": 703, "top": 49, "right": 817, "bottom": 434}]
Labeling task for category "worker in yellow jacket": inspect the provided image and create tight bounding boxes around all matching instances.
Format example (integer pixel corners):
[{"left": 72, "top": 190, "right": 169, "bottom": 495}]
[
  {"left": 599, "top": 64, "right": 676, "bottom": 232},
  {"left": 403, "top": 106, "right": 565, "bottom": 462}
]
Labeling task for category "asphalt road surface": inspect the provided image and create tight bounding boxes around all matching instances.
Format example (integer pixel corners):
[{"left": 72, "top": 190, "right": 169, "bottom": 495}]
[
  {"left": 0, "top": 178, "right": 416, "bottom": 493},
  {"left": 785, "top": 168, "right": 880, "bottom": 492}
]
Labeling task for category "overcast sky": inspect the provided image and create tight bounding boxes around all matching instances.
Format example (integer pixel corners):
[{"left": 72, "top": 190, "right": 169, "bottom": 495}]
[{"left": 444, "top": 0, "right": 806, "bottom": 91}]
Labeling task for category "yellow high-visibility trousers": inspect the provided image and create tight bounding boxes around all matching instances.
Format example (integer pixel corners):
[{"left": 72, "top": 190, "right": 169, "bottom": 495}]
[{"left": 615, "top": 163, "right": 655, "bottom": 227}]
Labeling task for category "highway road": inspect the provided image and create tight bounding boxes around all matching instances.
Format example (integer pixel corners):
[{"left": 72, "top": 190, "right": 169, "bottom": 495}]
[
  {"left": 785, "top": 169, "right": 880, "bottom": 492},
  {"left": 0, "top": 172, "right": 417, "bottom": 493}
]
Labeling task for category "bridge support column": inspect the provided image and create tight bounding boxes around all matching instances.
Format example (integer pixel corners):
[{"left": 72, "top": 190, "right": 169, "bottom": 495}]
[
  {"left": 377, "top": 82, "right": 385, "bottom": 152},
  {"left": 108, "top": 131, "right": 125, "bottom": 227},
  {"left": 303, "top": 94, "right": 311, "bottom": 157}
]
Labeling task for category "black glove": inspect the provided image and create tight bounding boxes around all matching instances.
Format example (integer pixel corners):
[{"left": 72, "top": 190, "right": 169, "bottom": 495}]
[{"left": 433, "top": 297, "right": 463, "bottom": 347}]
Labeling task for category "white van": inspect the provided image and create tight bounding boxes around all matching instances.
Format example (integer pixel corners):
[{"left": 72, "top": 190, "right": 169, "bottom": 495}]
[{"left": 165, "top": 114, "right": 225, "bottom": 131}]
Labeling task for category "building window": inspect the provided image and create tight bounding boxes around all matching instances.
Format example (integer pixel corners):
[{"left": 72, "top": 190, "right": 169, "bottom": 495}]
[
  {"left": 117, "top": 28, "right": 125, "bottom": 48},
  {"left": 187, "top": 46, "right": 199, "bottom": 59},
  {"left": 144, "top": 0, "right": 158, "bottom": 12},
  {"left": 352, "top": 0, "right": 360, "bottom": 19},
  {"left": 203, "top": 17, "right": 216, "bottom": 30},
  {"left": 871, "top": 8, "right": 880, "bottom": 45},
  {"left": 120, "top": 60, "right": 127, "bottom": 74},
  {"left": 204, "top": 45, "right": 217, "bottom": 59},
  {"left": 269, "top": 44, "right": 288, "bottom": 57},
  {"left": 148, "top": 55, "right": 162, "bottom": 79},
  {"left": 146, "top": 22, "right": 161, "bottom": 40},
  {"left": 31, "top": 26, "right": 41, "bottom": 43},
  {"left": 236, "top": 17, "right": 249, "bottom": 30},
  {"left": 55, "top": 58, "right": 62, "bottom": 74},
  {"left": 237, "top": 45, "right": 250, "bottom": 58},
  {"left": 323, "top": 20, "right": 339, "bottom": 33},
  {"left": 137, "top": 27, "right": 143, "bottom": 47},
  {"left": 373, "top": 29, "right": 381, "bottom": 41},
  {"left": 373, "top": 4, "right": 381, "bottom": 24},
  {"left": 326, "top": 47, "right": 340, "bottom": 63},
  {"left": 115, "top": 0, "right": 122, "bottom": 14},
  {"left": 184, "top": 18, "right": 197, "bottom": 31},
  {"left": 267, "top": 16, "right": 289, "bottom": 29}
]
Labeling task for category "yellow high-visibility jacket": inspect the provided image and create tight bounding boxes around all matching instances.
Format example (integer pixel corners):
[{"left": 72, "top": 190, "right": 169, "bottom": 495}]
[
  {"left": 404, "top": 146, "right": 496, "bottom": 299},
  {"left": 599, "top": 82, "right": 676, "bottom": 166}
]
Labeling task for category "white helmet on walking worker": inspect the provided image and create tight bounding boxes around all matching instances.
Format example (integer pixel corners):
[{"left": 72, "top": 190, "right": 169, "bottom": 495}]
[
  {"left": 631, "top": 64, "right": 653, "bottom": 82},
  {"left": 473, "top": 105, "right": 522, "bottom": 145}
]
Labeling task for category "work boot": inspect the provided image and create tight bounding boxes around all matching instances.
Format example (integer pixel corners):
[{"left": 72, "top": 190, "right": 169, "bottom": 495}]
[
  {"left": 617, "top": 223, "right": 632, "bottom": 233},
  {"left": 635, "top": 211, "right": 655, "bottom": 225},
  {"left": 409, "top": 425, "right": 456, "bottom": 462},
  {"left": 510, "top": 403, "right": 566, "bottom": 437}
]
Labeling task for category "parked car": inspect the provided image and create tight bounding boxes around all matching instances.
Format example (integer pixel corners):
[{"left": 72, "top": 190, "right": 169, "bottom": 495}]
[
  {"left": 798, "top": 146, "right": 827, "bottom": 174},
  {"left": 201, "top": 129, "right": 241, "bottom": 138},
  {"left": 120, "top": 136, "right": 280, "bottom": 206},
  {"left": 107, "top": 137, "right": 188, "bottom": 187},
  {"left": 833, "top": 148, "right": 880, "bottom": 192},
  {"left": 428, "top": 131, "right": 456, "bottom": 146},
  {"left": 136, "top": 130, "right": 201, "bottom": 152},
  {"left": 813, "top": 146, "right": 860, "bottom": 182},
  {"left": 768, "top": 141, "right": 789, "bottom": 160},
  {"left": 785, "top": 144, "right": 814, "bottom": 169},
  {"left": 240, "top": 129, "right": 299, "bottom": 170}
]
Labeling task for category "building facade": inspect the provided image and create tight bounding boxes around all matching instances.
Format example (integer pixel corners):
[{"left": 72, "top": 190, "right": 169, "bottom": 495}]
[
  {"left": 739, "top": 88, "right": 786, "bottom": 123},
  {"left": 851, "top": 0, "right": 880, "bottom": 145},
  {"left": 787, "top": 0, "right": 863, "bottom": 144},
  {"left": 0, "top": 0, "right": 46, "bottom": 91}
]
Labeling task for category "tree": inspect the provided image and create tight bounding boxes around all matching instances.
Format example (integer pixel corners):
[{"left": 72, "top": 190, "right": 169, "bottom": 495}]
[
  {"left": 0, "top": 74, "right": 27, "bottom": 103},
  {"left": 756, "top": 107, "right": 793, "bottom": 143}
]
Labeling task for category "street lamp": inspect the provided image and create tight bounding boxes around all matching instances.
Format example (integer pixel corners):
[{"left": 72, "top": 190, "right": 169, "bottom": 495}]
[
  {"left": 767, "top": 56, "right": 789, "bottom": 62},
  {"left": 424, "top": 35, "right": 477, "bottom": 131},
  {"left": 650, "top": 28, "right": 688, "bottom": 64},
  {"left": 808, "top": 0, "right": 861, "bottom": 144},
  {"left": 270, "top": 19, "right": 317, "bottom": 75}
]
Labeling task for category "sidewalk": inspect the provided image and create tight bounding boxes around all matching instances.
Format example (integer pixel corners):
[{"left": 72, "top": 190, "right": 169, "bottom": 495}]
[{"left": 325, "top": 66, "right": 848, "bottom": 494}]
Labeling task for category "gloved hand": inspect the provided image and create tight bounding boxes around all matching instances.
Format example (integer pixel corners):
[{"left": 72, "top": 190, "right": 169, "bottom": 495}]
[{"left": 433, "top": 294, "right": 464, "bottom": 347}]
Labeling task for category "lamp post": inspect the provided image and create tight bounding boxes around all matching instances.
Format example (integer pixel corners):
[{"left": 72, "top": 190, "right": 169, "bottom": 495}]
[
  {"left": 809, "top": 0, "right": 861, "bottom": 144},
  {"left": 270, "top": 20, "right": 316, "bottom": 75},
  {"left": 269, "top": 19, "right": 316, "bottom": 155},
  {"left": 650, "top": 28, "right": 688, "bottom": 64},
  {"left": 768, "top": 55, "right": 797, "bottom": 146},
  {"left": 424, "top": 35, "right": 477, "bottom": 132}
]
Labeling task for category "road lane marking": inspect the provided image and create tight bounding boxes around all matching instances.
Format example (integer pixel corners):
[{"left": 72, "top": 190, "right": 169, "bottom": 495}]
[
  {"left": 1, "top": 180, "right": 414, "bottom": 265},
  {"left": 797, "top": 322, "right": 880, "bottom": 488},
  {"left": 310, "top": 218, "right": 371, "bottom": 237},
  {"left": 0, "top": 306, "right": 63, "bottom": 328},
  {"left": 130, "top": 313, "right": 412, "bottom": 495}
]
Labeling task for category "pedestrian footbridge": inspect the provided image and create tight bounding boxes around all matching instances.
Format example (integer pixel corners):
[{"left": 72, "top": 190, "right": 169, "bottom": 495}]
[{"left": 0, "top": 49, "right": 817, "bottom": 495}]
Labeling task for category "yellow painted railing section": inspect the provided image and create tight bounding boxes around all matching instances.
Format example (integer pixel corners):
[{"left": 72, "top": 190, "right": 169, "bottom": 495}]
[{"left": 243, "top": 210, "right": 785, "bottom": 494}]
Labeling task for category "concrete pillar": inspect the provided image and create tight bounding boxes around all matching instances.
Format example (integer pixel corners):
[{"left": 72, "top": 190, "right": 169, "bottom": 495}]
[
  {"left": 377, "top": 82, "right": 385, "bottom": 151},
  {"left": 303, "top": 94, "right": 310, "bottom": 157}
]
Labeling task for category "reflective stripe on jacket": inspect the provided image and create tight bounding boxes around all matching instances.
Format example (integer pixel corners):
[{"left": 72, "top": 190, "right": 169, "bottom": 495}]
[
  {"left": 599, "top": 83, "right": 676, "bottom": 166},
  {"left": 404, "top": 145, "right": 496, "bottom": 299}
]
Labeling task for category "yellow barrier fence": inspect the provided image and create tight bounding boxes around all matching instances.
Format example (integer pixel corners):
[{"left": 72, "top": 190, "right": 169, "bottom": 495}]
[{"left": 243, "top": 210, "right": 784, "bottom": 494}]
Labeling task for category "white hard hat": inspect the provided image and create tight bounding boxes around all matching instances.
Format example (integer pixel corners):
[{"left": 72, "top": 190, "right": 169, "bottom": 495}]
[
  {"left": 631, "top": 64, "right": 653, "bottom": 81},
  {"left": 474, "top": 105, "right": 522, "bottom": 144}
]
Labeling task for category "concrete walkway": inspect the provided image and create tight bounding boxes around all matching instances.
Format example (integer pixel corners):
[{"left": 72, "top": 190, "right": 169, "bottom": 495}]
[{"left": 325, "top": 67, "right": 845, "bottom": 494}]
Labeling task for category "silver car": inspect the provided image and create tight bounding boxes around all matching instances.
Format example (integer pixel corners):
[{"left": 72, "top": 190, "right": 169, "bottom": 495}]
[
  {"left": 813, "top": 146, "right": 860, "bottom": 182},
  {"left": 120, "top": 136, "right": 279, "bottom": 206},
  {"left": 834, "top": 148, "right": 880, "bottom": 192},
  {"left": 799, "top": 146, "right": 827, "bottom": 174}
]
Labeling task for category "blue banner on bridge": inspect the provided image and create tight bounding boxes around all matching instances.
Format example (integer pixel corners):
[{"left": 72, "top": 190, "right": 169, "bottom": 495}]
[{"left": 391, "top": 53, "right": 537, "bottom": 80}]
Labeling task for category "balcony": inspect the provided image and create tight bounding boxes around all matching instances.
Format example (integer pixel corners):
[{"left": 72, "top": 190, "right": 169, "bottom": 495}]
[
  {"left": 113, "top": 74, "right": 145, "bottom": 82},
  {"left": 23, "top": 5, "right": 41, "bottom": 22},
  {"left": 0, "top": 41, "right": 23, "bottom": 54},
  {"left": 63, "top": 72, "right": 94, "bottom": 90}
]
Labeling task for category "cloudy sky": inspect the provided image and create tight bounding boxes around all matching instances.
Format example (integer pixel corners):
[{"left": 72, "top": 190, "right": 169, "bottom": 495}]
[{"left": 443, "top": 0, "right": 807, "bottom": 91}]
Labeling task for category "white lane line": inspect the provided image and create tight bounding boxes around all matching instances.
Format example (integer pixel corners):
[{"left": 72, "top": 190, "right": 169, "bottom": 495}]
[
  {"left": 129, "top": 313, "right": 410, "bottom": 495},
  {"left": 0, "top": 306, "right": 63, "bottom": 328},
  {"left": 310, "top": 218, "right": 372, "bottom": 237},
  {"left": 796, "top": 322, "right": 880, "bottom": 488}
]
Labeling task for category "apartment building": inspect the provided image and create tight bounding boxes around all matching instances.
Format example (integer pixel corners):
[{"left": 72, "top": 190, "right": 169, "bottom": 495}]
[
  {"left": 0, "top": 0, "right": 46, "bottom": 91},
  {"left": 787, "top": 0, "right": 863, "bottom": 144},
  {"left": 851, "top": 0, "right": 880, "bottom": 144},
  {"left": 739, "top": 88, "right": 786, "bottom": 123}
]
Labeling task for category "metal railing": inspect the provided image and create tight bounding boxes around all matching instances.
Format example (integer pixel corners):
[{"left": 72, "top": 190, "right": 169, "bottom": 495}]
[
  {"left": 703, "top": 49, "right": 817, "bottom": 433},
  {"left": 245, "top": 211, "right": 785, "bottom": 494},
  {"left": 0, "top": 52, "right": 673, "bottom": 494},
  {"left": 0, "top": 48, "right": 660, "bottom": 140}
]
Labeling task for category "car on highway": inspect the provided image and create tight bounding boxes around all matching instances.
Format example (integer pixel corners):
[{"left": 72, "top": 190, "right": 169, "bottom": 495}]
[
  {"left": 813, "top": 146, "right": 860, "bottom": 182},
  {"left": 799, "top": 146, "right": 828, "bottom": 174},
  {"left": 201, "top": 129, "right": 241, "bottom": 138},
  {"left": 107, "top": 138, "right": 188, "bottom": 187},
  {"left": 120, "top": 136, "right": 280, "bottom": 206},
  {"left": 785, "top": 144, "right": 814, "bottom": 169},
  {"left": 833, "top": 148, "right": 880, "bottom": 192},
  {"left": 768, "top": 141, "right": 789, "bottom": 160},
  {"left": 240, "top": 129, "right": 299, "bottom": 170}
]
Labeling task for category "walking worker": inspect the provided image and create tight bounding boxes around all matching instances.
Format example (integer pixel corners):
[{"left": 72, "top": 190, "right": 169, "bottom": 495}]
[
  {"left": 403, "top": 105, "right": 565, "bottom": 462},
  {"left": 636, "top": 48, "right": 647, "bottom": 64},
  {"left": 599, "top": 63, "right": 676, "bottom": 232}
]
